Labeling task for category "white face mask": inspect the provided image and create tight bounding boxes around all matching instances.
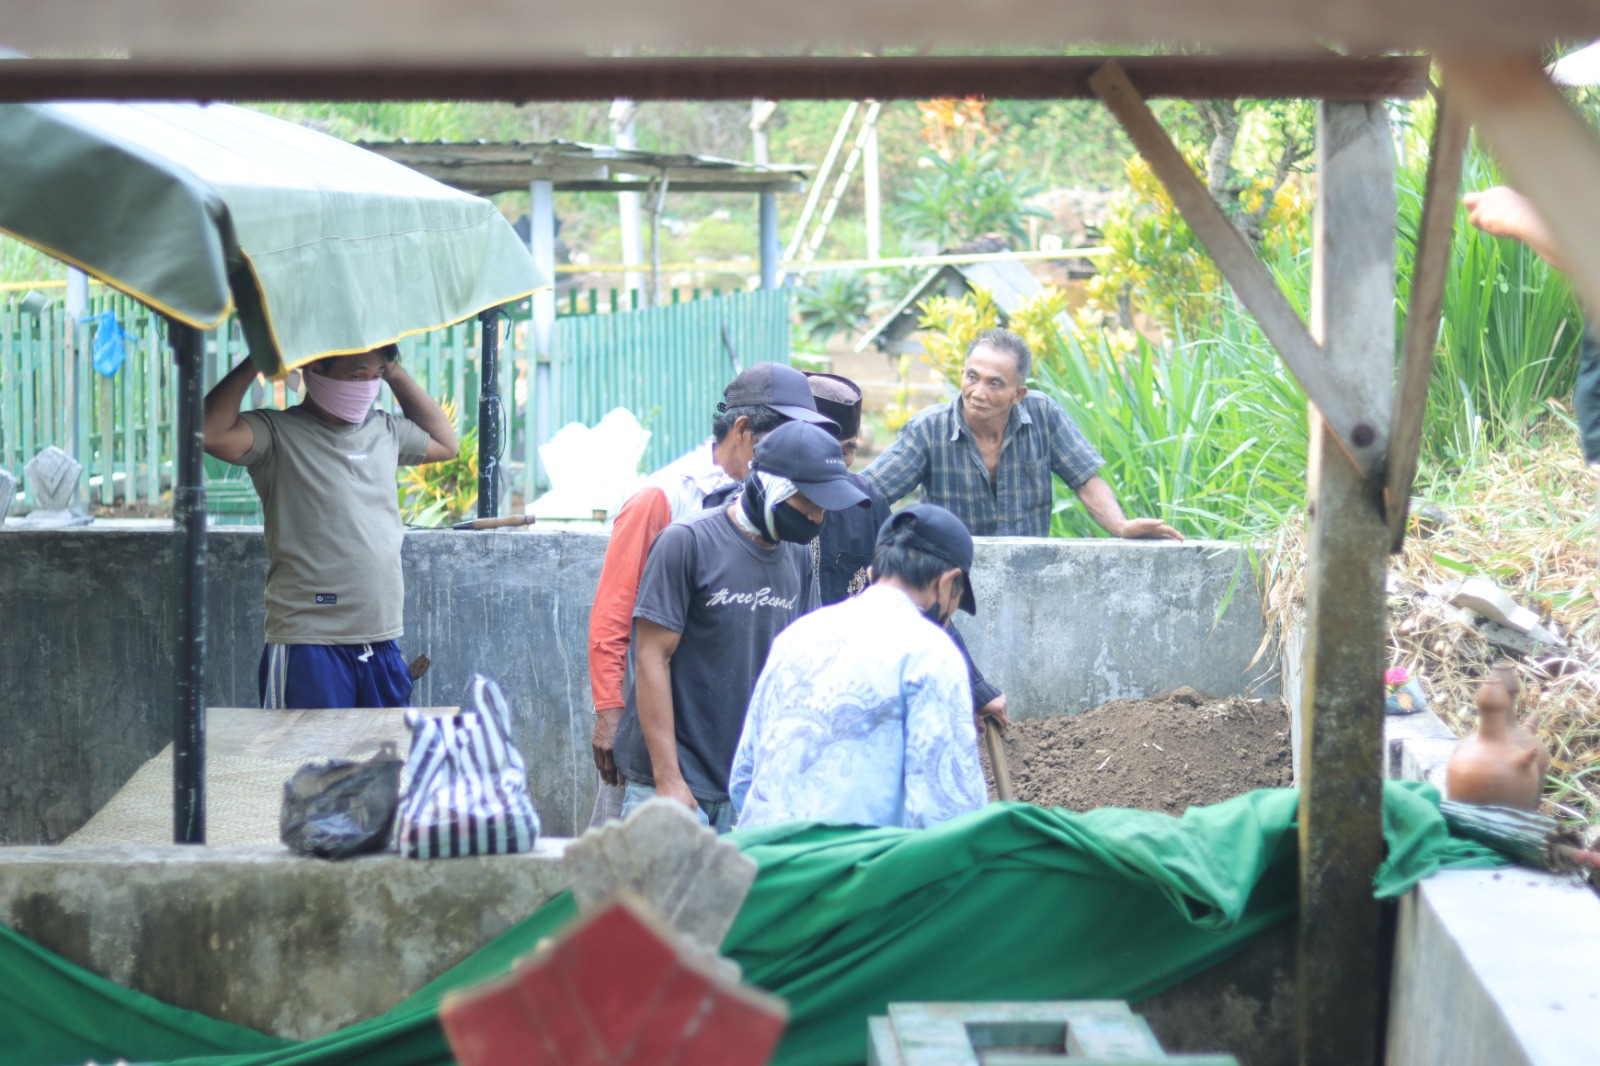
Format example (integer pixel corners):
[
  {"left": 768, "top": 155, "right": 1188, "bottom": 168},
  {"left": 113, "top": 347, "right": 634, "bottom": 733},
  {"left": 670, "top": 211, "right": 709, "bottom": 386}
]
[{"left": 304, "top": 372, "right": 382, "bottom": 423}]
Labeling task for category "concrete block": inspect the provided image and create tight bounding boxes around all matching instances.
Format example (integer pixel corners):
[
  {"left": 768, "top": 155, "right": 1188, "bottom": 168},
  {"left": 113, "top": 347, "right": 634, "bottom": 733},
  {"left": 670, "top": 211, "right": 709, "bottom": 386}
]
[
  {"left": 440, "top": 895, "right": 786, "bottom": 1066},
  {"left": 1383, "top": 702, "right": 1458, "bottom": 793},
  {"left": 563, "top": 798, "right": 756, "bottom": 953},
  {"left": 1387, "top": 869, "right": 1600, "bottom": 1066},
  {"left": 0, "top": 841, "right": 572, "bottom": 1039}
]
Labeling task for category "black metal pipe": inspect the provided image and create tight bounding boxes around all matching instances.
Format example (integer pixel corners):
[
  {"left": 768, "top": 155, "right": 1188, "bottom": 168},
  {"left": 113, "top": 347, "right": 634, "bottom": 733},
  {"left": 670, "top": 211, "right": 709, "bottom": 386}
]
[
  {"left": 477, "top": 308, "right": 501, "bottom": 519},
  {"left": 168, "top": 318, "right": 207, "bottom": 844}
]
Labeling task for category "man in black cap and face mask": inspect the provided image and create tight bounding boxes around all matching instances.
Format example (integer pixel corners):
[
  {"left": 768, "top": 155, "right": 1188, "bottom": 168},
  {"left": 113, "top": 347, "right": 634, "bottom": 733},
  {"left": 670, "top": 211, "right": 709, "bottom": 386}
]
[{"left": 610, "top": 420, "right": 869, "bottom": 831}]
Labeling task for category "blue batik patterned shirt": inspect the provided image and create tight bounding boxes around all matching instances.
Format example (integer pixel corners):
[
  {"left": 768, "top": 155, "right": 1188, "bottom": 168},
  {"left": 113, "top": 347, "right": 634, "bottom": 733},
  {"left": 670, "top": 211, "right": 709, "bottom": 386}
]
[
  {"left": 863, "top": 392, "right": 1104, "bottom": 537},
  {"left": 729, "top": 584, "right": 984, "bottom": 830}
]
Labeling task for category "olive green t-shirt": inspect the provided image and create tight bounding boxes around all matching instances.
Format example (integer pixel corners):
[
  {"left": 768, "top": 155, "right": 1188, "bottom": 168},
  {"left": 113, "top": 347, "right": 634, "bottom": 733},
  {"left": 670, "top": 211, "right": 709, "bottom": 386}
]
[{"left": 239, "top": 405, "right": 431, "bottom": 645}]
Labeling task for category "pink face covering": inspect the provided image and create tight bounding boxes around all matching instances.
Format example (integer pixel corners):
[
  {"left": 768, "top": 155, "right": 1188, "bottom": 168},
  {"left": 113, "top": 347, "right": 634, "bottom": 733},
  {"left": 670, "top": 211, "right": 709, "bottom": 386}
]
[{"left": 303, "top": 372, "right": 383, "bottom": 424}]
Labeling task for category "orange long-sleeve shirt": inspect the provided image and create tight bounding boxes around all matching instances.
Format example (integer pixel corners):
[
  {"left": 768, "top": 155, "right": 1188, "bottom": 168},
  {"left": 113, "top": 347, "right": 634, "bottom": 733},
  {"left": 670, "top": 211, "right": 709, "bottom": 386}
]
[
  {"left": 587, "top": 454, "right": 734, "bottom": 711},
  {"left": 586, "top": 486, "right": 674, "bottom": 712}
]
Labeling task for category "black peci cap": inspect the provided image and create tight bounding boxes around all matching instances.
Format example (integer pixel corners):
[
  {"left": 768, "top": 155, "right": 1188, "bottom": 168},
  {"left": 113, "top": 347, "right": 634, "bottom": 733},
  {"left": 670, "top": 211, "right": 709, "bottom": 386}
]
[{"left": 803, "top": 372, "right": 863, "bottom": 442}]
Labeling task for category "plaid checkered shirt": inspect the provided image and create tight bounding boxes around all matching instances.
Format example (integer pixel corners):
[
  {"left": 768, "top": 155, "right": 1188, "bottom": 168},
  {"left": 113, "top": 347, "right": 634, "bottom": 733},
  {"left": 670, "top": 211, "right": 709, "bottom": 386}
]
[{"left": 863, "top": 393, "right": 1104, "bottom": 536}]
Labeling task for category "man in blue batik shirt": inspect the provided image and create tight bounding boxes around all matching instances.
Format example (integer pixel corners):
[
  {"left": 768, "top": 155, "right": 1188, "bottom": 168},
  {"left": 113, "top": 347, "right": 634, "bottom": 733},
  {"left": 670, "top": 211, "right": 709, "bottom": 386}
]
[{"left": 729, "top": 504, "right": 987, "bottom": 830}]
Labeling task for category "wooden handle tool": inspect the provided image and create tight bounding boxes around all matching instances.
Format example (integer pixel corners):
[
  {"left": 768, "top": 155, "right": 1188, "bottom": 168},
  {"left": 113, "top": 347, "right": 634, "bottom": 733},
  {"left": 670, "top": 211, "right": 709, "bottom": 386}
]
[
  {"left": 452, "top": 514, "right": 536, "bottom": 530},
  {"left": 982, "top": 717, "right": 1015, "bottom": 803}
]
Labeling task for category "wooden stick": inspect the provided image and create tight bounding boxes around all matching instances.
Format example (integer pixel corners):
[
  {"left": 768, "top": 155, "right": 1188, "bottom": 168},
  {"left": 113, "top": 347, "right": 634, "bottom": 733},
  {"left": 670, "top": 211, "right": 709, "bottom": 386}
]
[
  {"left": 1387, "top": 91, "right": 1469, "bottom": 552},
  {"left": 1089, "top": 59, "right": 1385, "bottom": 475},
  {"left": 982, "top": 718, "right": 1015, "bottom": 803},
  {"left": 451, "top": 513, "right": 536, "bottom": 530}
]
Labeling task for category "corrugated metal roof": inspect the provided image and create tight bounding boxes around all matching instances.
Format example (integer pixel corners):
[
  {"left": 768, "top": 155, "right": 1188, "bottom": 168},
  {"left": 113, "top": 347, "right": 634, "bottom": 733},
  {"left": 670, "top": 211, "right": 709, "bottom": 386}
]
[
  {"left": 857, "top": 258, "right": 1057, "bottom": 352},
  {"left": 358, "top": 138, "right": 807, "bottom": 196}
]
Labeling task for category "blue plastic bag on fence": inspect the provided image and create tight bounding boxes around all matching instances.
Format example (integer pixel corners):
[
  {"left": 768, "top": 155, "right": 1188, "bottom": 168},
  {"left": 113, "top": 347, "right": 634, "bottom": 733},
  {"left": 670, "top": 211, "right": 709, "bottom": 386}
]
[{"left": 85, "top": 310, "right": 131, "bottom": 377}]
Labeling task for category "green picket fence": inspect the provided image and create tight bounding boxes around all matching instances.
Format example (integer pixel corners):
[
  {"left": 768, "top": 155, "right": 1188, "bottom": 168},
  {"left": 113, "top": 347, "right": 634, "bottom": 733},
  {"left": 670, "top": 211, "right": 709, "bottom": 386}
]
[
  {"left": 554, "top": 287, "right": 792, "bottom": 473},
  {"left": 1, "top": 286, "right": 791, "bottom": 519}
]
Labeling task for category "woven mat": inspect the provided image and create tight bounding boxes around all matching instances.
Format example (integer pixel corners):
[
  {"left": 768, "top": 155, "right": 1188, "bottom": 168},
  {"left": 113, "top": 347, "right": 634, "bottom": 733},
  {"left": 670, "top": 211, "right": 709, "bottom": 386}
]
[{"left": 64, "top": 707, "right": 442, "bottom": 847}]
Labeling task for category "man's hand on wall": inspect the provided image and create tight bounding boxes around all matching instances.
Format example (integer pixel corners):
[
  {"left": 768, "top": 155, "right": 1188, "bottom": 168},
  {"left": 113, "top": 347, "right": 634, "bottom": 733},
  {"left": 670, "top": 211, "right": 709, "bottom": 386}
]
[{"left": 1120, "top": 517, "right": 1185, "bottom": 541}]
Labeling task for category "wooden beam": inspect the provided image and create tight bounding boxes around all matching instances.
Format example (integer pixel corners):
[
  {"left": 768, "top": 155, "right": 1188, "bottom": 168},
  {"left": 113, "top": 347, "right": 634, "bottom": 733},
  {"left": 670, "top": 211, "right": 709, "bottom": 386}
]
[
  {"left": 1440, "top": 55, "right": 1600, "bottom": 323},
  {"left": 5, "top": 1, "right": 1599, "bottom": 62},
  {"left": 1089, "top": 59, "right": 1386, "bottom": 474},
  {"left": 1297, "top": 100, "right": 1394, "bottom": 1066},
  {"left": 0, "top": 54, "right": 1432, "bottom": 105},
  {"left": 1386, "top": 94, "right": 1469, "bottom": 551}
]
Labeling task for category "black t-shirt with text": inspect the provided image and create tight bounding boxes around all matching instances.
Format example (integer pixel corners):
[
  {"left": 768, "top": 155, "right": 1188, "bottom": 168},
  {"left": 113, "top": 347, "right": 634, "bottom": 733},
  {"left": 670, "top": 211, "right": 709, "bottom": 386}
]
[{"left": 613, "top": 505, "right": 815, "bottom": 802}]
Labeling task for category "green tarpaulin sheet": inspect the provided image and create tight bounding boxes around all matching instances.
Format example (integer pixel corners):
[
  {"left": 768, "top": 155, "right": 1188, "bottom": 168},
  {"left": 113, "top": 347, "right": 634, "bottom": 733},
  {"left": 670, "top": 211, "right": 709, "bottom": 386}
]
[
  {"left": 0, "top": 98, "right": 542, "bottom": 376},
  {"left": 1, "top": 784, "right": 1502, "bottom": 1066}
]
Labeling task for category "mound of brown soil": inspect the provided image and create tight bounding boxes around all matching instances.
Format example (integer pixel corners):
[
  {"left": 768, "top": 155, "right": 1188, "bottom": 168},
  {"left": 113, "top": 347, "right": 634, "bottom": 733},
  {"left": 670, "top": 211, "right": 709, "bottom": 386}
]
[{"left": 985, "top": 686, "right": 1292, "bottom": 815}]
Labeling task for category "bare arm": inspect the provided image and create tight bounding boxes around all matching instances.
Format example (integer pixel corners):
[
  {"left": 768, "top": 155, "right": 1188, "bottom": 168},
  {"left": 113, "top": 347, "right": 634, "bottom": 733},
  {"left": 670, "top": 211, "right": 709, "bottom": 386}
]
[
  {"left": 633, "top": 618, "right": 695, "bottom": 810},
  {"left": 384, "top": 362, "right": 457, "bottom": 462},
  {"left": 202, "top": 357, "right": 259, "bottom": 464},
  {"left": 1075, "top": 475, "right": 1184, "bottom": 541},
  {"left": 1463, "top": 187, "right": 1563, "bottom": 269}
]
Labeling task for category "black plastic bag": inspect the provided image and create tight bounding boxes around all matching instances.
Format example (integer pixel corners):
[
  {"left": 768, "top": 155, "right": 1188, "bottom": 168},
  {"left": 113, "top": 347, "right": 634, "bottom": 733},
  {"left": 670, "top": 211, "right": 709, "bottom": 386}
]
[{"left": 280, "top": 743, "right": 404, "bottom": 859}]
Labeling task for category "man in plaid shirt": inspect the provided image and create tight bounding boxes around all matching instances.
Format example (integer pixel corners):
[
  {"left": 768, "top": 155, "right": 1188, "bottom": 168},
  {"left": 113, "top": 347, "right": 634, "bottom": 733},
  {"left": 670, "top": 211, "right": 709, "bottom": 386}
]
[{"left": 864, "top": 328, "right": 1184, "bottom": 540}]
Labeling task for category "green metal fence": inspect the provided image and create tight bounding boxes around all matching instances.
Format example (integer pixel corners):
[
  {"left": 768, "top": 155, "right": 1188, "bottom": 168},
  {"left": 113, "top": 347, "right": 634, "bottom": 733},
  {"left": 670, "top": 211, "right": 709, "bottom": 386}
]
[
  {"left": 554, "top": 287, "right": 792, "bottom": 473},
  {"left": 1, "top": 286, "right": 791, "bottom": 519}
]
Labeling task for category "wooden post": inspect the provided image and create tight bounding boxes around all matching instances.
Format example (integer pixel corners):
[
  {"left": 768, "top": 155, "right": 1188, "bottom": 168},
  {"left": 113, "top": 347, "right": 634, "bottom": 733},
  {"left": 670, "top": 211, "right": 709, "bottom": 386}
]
[
  {"left": 1298, "top": 100, "right": 1394, "bottom": 1066},
  {"left": 1387, "top": 94, "right": 1469, "bottom": 550}
]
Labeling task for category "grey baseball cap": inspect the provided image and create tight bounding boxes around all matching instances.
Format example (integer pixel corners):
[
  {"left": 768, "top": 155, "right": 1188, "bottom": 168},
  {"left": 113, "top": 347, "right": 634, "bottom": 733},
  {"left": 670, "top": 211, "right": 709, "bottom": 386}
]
[{"left": 722, "top": 362, "right": 840, "bottom": 433}]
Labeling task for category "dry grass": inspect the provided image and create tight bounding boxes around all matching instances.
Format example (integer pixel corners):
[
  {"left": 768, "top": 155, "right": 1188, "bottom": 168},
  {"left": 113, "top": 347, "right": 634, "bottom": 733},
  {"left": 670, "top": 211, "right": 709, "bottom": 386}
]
[{"left": 1260, "top": 419, "right": 1600, "bottom": 823}]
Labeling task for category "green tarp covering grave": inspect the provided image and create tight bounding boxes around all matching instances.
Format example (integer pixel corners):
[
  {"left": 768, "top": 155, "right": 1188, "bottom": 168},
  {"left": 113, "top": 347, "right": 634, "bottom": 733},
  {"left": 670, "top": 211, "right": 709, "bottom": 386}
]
[{"left": 0, "top": 784, "right": 1502, "bottom": 1066}]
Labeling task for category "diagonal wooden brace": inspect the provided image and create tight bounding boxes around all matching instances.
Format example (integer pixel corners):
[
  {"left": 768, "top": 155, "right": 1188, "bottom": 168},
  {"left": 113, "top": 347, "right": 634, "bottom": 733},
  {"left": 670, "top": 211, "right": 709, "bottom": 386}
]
[
  {"left": 1089, "top": 59, "right": 1386, "bottom": 475},
  {"left": 1386, "top": 91, "right": 1468, "bottom": 552}
]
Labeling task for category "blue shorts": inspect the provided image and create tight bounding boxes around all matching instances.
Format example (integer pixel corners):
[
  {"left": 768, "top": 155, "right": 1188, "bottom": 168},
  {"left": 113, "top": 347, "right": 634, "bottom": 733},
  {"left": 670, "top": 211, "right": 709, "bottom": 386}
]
[{"left": 259, "top": 641, "right": 414, "bottom": 710}]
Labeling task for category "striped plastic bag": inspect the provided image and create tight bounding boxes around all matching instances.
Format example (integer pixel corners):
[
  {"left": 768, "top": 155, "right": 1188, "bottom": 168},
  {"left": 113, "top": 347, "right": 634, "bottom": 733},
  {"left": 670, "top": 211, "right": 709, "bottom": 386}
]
[{"left": 393, "top": 674, "right": 542, "bottom": 859}]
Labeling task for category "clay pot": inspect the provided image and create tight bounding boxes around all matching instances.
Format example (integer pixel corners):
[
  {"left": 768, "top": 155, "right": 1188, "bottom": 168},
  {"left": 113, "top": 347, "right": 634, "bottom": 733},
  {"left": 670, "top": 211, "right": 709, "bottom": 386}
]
[
  {"left": 1446, "top": 675, "right": 1541, "bottom": 810},
  {"left": 1490, "top": 661, "right": 1552, "bottom": 782}
]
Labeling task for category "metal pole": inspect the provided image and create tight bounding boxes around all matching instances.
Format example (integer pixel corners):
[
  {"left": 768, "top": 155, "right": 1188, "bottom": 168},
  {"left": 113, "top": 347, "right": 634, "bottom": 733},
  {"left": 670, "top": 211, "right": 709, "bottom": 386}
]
[
  {"left": 611, "top": 96, "right": 644, "bottom": 296},
  {"left": 477, "top": 307, "right": 501, "bottom": 518},
  {"left": 168, "top": 317, "right": 207, "bottom": 845},
  {"left": 530, "top": 177, "right": 556, "bottom": 492},
  {"left": 759, "top": 191, "right": 779, "bottom": 290}
]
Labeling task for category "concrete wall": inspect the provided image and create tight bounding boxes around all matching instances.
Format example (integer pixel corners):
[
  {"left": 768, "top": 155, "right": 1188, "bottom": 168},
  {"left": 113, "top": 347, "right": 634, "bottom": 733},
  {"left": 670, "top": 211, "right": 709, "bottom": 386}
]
[
  {"left": 0, "top": 528, "right": 1273, "bottom": 843},
  {"left": 0, "top": 841, "right": 572, "bottom": 1039},
  {"left": 1386, "top": 869, "right": 1599, "bottom": 1066},
  {"left": 955, "top": 537, "right": 1275, "bottom": 719}
]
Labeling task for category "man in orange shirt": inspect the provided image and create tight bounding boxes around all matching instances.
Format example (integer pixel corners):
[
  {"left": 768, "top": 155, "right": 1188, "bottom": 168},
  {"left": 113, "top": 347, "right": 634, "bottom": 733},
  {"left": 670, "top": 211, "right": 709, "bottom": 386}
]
[{"left": 584, "top": 363, "right": 837, "bottom": 827}]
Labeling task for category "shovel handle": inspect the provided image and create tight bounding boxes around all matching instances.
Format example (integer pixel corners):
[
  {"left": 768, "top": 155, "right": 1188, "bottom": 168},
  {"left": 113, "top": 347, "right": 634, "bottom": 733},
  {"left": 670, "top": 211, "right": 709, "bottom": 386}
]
[{"left": 982, "top": 717, "right": 1015, "bottom": 803}]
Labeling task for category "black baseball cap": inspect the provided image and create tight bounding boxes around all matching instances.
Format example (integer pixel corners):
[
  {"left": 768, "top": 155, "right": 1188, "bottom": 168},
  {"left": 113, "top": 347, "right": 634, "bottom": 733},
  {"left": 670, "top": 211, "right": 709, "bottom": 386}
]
[
  {"left": 876, "top": 504, "right": 978, "bottom": 614},
  {"left": 804, "top": 372, "right": 863, "bottom": 442},
  {"left": 752, "top": 421, "right": 870, "bottom": 511},
  {"left": 723, "top": 362, "right": 839, "bottom": 433}
]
